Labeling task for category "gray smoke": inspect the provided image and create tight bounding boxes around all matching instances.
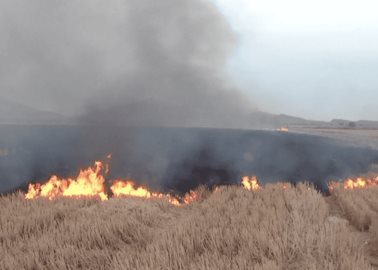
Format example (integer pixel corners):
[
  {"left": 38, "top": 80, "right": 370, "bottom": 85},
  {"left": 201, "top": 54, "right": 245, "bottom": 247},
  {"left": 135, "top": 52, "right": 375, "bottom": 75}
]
[
  {"left": 2, "top": 0, "right": 378, "bottom": 197},
  {"left": 80, "top": 0, "right": 254, "bottom": 128},
  {"left": 2, "top": 126, "right": 378, "bottom": 195},
  {"left": 0, "top": 0, "right": 254, "bottom": 128},
  {"left": 0, "top": 0, "right": 258, "bottom": 194}
]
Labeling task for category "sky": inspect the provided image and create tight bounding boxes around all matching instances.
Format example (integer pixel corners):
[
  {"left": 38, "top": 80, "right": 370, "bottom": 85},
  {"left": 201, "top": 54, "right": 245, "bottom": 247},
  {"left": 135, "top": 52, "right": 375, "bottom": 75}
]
[
  {"left": 1, "top": 0, "right": 378, "bottom": 122},
  {"left": 213, "top": 0, "right": 378, "bottom": 120}
]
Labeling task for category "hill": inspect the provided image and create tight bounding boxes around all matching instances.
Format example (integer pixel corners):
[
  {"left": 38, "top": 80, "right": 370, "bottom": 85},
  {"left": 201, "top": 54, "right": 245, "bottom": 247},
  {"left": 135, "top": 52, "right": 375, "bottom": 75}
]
[
  {"left": 0, "top": 98, "right": 67, "bottom": 125},
  {"left": 1, "top": 97, "right": 378, "bottom": 129},
  {"left": 250, "top": 111, "right": 378, "bottom": 130}
]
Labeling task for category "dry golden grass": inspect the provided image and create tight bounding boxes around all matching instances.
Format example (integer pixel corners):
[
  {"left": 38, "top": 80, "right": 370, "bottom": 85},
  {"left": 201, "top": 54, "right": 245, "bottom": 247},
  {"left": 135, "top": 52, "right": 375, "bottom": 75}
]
[
  {"left": 0, "top": 184, "right": 376, "bottom": 270},
  {"left": 331, "top": 185, "right": 378, "bottom": 267}
]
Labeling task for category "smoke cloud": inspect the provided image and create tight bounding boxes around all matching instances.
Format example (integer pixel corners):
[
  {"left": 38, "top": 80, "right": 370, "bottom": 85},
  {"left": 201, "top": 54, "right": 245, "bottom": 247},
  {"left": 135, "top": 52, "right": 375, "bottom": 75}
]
[
  {"left": 2, "top": 126, "right": 378, "bottom": 195},
  {"left": 1, "top": 0, "right": 378, "bottom": 197},
  {"left": 0, "top": 0, "right": 254, "bottom": 128}
]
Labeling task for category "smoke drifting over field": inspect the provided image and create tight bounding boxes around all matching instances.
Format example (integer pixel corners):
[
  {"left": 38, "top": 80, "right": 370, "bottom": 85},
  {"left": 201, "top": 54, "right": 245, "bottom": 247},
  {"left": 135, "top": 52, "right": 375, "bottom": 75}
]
[
  {"left": 0, "top": 0, "right": 253, "bottom": 128},
  {"left": 1, "top": 126, "right": 378, "bottom": 195}
]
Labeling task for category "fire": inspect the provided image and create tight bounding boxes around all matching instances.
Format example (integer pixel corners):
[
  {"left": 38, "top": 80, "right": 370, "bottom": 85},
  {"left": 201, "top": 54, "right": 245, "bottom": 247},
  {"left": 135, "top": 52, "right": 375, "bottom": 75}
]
[
  {"left": 111, "top": 180, "right": 153, "bottom": 198},
  {"left": 110, "top": 180, "right": 182, "bottom": 205},
  {"left": 242, "top": 176, "right": 260, "bottom": 191},
  {"left": 277, "top": 127, "right": 289, "bottom": 132},
  {"left": 27, "top": 157, "right": 378, "bottom": 204},
  {"left": 183, "top": 191, "right": 198, "bottom": 205},
  {"left": 26, "top": 152, "right": 331, "bottom": 205},
  {"left": 330, "top": 176, "right": 378, "bottom": 191},
  {"left": 25, "top": 162, "right": 108, "bottom": 201},
  {"left": 25, "top": 159, "right": 184, "bottom": 205}
]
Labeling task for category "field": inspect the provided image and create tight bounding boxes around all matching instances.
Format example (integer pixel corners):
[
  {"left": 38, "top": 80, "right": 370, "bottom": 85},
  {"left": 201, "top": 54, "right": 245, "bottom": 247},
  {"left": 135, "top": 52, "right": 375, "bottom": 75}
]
[
  {"left": 1, "top": 183, "right": 378, "bottom": 270},
  {"left": 2, "top": 127, "right": 378, "bottom": 269},
  {"left": 292, "top": 127, "right": 378, "bottom": 150}
]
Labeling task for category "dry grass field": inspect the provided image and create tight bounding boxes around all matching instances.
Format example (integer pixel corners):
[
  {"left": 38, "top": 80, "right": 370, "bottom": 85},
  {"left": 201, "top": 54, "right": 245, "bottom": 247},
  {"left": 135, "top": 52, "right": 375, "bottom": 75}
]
[{"left": 1, "top": 183, "right": 378, "bottom": 270}]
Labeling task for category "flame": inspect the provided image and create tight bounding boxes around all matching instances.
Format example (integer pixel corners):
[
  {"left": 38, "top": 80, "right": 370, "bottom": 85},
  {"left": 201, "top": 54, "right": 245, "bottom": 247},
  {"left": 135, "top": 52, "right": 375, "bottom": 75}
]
[
  {"left": 241, "top": 176, "right": 260, "bottom": 191},
  {"left": 183, "top": 191, "right": 198, "bottom": 205},
  {"left": 277, "top": 127, "right": 289, "bottom": 132},
  {"left": 25, "top": 159, "right": 183, "bottom": 205},
  {"left": 329, "top": 176, "right": 378, "bottom": 191},
  {"left": 111, "top": 180, "right": 153, "bottom": 198},
  {"left": 23, "top": 154, "right": 313, "bottom": 204},
  {"left": 25, "top": 162, "right": 108, "bottom": 200},
  {"left": 27, "top": 157, "right": 378, "bottom": 205},
  {"left": 110, "top": 180, "right": 182, "bottom": 205},
  {"left": 168, "top": 197, "right": 181, "bottom": 206}
]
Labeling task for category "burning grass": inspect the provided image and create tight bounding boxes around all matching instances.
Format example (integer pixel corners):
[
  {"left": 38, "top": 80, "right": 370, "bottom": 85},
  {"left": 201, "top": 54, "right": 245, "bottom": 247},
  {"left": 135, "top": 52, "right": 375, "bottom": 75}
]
[{"left": 2, "top": 182, "right": 378, "bottom": 269}]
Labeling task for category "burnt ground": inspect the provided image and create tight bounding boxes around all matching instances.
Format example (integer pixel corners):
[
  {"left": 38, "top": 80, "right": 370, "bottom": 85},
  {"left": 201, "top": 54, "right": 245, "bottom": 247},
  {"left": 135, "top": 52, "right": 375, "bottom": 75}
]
[
  {"left": 291, "top": 127, "right": 378, "bottom": 150},
  {"left": 1, "top": 125, "right": 378, "bottom": 195}
]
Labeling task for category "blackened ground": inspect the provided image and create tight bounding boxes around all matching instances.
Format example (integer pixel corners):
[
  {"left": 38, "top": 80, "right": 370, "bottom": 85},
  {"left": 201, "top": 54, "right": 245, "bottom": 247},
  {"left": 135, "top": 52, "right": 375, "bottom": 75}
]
[{"left": 1, "top": 125, "right": 377, "bottom": 195}]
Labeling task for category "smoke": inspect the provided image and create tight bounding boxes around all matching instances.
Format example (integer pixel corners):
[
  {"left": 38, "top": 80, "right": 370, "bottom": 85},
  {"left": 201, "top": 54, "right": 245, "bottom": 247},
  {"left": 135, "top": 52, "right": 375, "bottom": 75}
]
[
  {"left": 2, "top": 126, "right": 378, "bottom": 195},
  {"left": 0, "top": 0, "right": 254, "bottom": 194},
  {"left": 0, "top": 0, "right": 254, "bottom": 128},
  {"left": 79, "top": 0, "right": 254, "bottom": 128}
]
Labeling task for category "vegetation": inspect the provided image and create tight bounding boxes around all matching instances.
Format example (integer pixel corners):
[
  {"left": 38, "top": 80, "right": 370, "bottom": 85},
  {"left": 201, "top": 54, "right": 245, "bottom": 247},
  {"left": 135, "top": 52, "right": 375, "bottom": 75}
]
[{"left": 1, "top": 184, "right": 377, "bottom": 269}]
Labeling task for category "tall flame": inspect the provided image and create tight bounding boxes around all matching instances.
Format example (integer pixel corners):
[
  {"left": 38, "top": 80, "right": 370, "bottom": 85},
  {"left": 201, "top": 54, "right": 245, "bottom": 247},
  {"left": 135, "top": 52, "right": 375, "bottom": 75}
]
[
  {"left": 25, "top": 157, "right": 378, "bottom": 204},
  {"left": 329, "top": 176, "right": 378, "bottom": 191},
  {"left": 241, "top": 176, "right": 260, "bottom": 191},
  {"left": 25, "top": 162, "right": 108, "bottom": 201}
]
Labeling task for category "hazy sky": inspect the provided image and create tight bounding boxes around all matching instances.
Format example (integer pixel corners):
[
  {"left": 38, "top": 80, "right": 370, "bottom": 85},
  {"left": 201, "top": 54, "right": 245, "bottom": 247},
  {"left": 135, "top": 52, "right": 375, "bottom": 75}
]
[
  {"left": 213, "top": 0, "right": 378, "bottom": 120},
  {"left": 1, "top": 0, "right": 378, "bottom": 122}
]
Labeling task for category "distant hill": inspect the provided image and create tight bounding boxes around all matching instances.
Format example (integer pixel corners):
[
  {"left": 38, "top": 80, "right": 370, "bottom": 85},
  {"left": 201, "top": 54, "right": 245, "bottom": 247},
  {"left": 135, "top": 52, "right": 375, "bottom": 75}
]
[
  {"left": 0, "top": 98, "right": 68, "bottom": 125},
  {"left": 250, "top": 112, "right": 378, "bottom": 130},
  {"left": 1, "top": 98, "right": 377, "bottom": 129},
  {"left": 248, "top": 111, "right": 326, "bottom": 128}
]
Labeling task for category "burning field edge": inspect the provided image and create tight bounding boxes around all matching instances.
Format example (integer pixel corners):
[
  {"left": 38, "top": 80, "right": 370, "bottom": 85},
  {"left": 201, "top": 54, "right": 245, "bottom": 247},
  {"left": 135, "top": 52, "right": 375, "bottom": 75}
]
[
  {"left": 22, "top": 158, "right": 378, "bottom": 204},
  {"left": 2, "top": 181, "right": 378, "bottom": 269},
  {"left": 1, "top": 159, "right": 378, "bottom": 269}
]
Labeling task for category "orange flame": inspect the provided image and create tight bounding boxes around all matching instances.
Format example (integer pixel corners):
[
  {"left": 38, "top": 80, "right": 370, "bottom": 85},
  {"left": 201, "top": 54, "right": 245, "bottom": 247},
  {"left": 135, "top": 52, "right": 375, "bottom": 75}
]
[
  {"left": 329, "top": 176, "right": 378, "bottom": 191},
  {"left": 25, "top": 162, "right": 108, "bottom": 201},
  {"left": 241, "top": 176, "right": 260, "bottom": 191},
  {"left": 110, "top": 180, "right": 181, "bottom": 205},
  {"left": 277, "top": 127, "right": 289, "bottom": 132},
  {"left": 111, "top": 180, "right": 153, "bottom": 198},
  {"left": 24, "top": 159, "right": 184, "bottom": 205},
  {"left": 183, "top": 190, "right": 198, "bottom": 205},
  {"left": 28, "top": 158, "right": 378, "bottom": 204}
]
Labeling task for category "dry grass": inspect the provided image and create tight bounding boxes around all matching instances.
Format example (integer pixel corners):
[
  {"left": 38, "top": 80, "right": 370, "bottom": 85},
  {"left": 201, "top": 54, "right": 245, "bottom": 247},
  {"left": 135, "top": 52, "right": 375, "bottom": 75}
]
[
  {"left": 0, "top": 184, "right": 375, "bottom": 270},
  {"left": 331, "top": 185, "right": 378, "bottom": 267}
]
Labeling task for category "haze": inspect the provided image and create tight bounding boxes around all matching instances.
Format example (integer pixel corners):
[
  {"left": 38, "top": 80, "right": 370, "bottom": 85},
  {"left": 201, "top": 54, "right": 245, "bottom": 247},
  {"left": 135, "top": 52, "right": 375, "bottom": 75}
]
[
  {"left": 214, "top": 0, "right": 378, "bottom": 121},
  {"left": 1, "top": 0, "right": 377, "bottom": 123}
]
